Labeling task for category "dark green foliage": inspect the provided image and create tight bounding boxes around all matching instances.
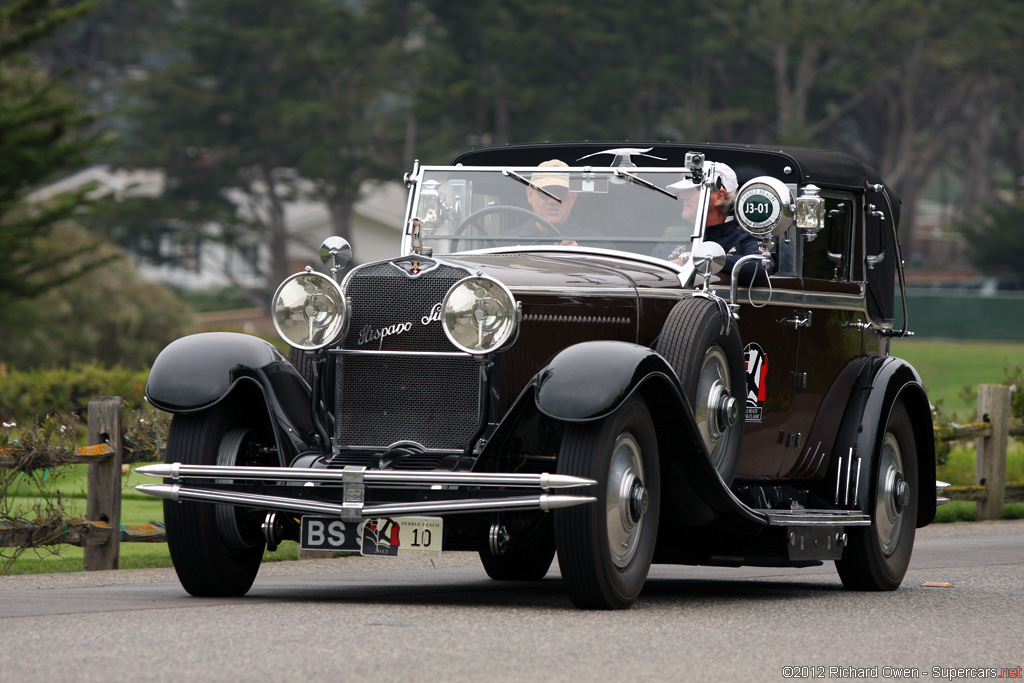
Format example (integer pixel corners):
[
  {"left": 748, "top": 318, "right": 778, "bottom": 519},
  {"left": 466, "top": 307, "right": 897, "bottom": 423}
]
[
  {"left": 960, "top": 206, "right": 1024, "bottom": 285},
  {"left": 0, "top": 363, "right": 150, "bottom": 422},
  {"left": 117, "top": 0, "right": 411, "bottom": 292},
  {"left": 0, "top": 0, "right": 107, "bottom": 324},
  {"left": 0, "top": 222, "right": 193, "bottom": 370}
]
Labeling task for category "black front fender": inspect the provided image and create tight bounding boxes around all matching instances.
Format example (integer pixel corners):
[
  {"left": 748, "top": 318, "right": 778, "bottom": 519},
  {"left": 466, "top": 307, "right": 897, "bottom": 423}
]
[
  {"left": 147, "top": 332, "right": 318, "bottom": 465},
  {"left": 534, "top": 341, "right": 684, "bottom": 422},
  {"left": 529, "top": 340, "right": 744, "bottom": 525}
]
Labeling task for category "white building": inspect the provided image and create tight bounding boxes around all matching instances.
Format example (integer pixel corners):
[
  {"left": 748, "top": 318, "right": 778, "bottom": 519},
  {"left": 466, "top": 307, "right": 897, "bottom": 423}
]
[{"left": 30, "top": 166, "right": 406, "bottom": 291}]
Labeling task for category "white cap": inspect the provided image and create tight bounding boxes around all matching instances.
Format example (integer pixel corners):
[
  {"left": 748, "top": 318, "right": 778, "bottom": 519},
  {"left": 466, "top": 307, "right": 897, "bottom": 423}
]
[{"left": 667, "top": 162, "right": 738, "bottom": 193}]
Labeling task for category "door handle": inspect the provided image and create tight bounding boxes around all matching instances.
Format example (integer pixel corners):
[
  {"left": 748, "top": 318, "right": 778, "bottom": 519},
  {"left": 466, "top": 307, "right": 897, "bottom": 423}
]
[{"left": 778, "top": 311, "right": 812, "bottom": 329}]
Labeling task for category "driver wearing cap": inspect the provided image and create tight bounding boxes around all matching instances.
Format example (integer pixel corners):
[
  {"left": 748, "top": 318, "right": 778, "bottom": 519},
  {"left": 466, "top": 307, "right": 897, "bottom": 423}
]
[
  {"left": 654, "top": 162, "right": 771, "bottom": 286},
  {"left": 506, "top": 159, "right": 588, "bottom": 245}
]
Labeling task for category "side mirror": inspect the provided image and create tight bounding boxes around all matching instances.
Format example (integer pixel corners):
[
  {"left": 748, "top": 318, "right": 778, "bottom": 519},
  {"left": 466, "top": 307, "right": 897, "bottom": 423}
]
[
  {"left": 691, "top": 241, "right": 727, "bottom": 278},
  {"left": 320, "top": 236, "right": 352, "bottom": 278}
]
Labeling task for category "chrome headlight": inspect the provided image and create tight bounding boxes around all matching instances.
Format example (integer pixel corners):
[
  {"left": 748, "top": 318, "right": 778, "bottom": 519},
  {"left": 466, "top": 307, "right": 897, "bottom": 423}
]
[
  {"left": 442, "top": 276, "right": 518, "bottom": 354},
  {"left": 272, "top": 270, "right": 348, "bottom": 350}
]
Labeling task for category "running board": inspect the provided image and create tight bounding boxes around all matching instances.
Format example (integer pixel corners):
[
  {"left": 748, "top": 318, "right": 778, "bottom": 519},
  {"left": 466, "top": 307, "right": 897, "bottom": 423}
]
[
  {"left": 754, "top": 509, "right": 871, "bottom": 527},
  {"left": 137, "top": 483, "right": 594, "bottom": 521}
]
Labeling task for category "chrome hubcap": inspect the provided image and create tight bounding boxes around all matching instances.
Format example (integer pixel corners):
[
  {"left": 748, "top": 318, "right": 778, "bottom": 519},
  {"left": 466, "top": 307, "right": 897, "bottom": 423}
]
[
  {"left": 606, "top": 432, "right": 645, "bottom": 568},
  {"left": 876, "top": 432, "right": 906, "bottom": 556},
  {"left": 695, "top": 345, "right": 736, "bottom": 469}
]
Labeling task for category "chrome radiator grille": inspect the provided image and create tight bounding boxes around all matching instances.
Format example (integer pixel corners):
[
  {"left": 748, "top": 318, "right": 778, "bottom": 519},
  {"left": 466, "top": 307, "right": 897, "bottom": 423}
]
[
  {"left": 342, "top": 260, "right": 467, "bottom": 351},
  {"left": 334, "top": 259, "right": 478, "bottom": 451}
]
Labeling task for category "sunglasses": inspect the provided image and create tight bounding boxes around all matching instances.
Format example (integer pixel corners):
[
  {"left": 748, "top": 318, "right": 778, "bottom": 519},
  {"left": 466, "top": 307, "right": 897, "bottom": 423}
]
[{"left": 538, "top": 186, "right": 570, "bottom": 201}]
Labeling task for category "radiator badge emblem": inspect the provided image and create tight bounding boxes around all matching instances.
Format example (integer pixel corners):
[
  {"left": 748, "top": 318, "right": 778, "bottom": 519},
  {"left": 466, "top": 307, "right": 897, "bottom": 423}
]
[{"left": 357, "top": 302, "right": 443, "bottom": 347}]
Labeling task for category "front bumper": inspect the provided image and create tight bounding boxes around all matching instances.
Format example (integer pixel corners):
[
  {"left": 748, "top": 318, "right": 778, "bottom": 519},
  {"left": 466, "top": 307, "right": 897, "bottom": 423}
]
[{"left": 136, "top": 464, "right": 596, "bottom": 521}]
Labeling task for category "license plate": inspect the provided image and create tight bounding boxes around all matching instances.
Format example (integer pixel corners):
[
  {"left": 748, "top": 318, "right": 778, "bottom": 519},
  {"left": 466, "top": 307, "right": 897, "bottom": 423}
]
[{"left": 300, "top": 516, "right": 442, "bottom": 558}]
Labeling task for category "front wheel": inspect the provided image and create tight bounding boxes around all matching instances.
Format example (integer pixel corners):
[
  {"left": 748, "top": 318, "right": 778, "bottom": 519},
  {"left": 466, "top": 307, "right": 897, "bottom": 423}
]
[
  {"left": 554, "top": 396, "right": 660, "bottom": 609},
  {"left": 164, "top": 405, "right": 267, "bottom": 597},
  {"left": 836, "top": 400, "right": 918, "bottom": 590}
]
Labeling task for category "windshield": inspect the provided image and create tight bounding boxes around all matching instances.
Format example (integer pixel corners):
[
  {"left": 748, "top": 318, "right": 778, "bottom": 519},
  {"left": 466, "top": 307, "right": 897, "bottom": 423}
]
[{"left": 405, "top": 166, "right": 706, "bottom": 260}]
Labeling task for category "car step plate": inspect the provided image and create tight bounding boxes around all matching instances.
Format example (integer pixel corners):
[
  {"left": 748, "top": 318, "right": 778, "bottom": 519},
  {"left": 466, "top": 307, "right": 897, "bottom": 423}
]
[{"left": 300, "top": 515, "right": 443, "bottom": 558}]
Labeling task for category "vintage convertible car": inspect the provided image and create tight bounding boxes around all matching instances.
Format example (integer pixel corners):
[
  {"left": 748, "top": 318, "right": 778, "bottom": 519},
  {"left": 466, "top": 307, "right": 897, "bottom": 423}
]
[{"left": 139, "top": 142, "right": 948, "bottom": 609}]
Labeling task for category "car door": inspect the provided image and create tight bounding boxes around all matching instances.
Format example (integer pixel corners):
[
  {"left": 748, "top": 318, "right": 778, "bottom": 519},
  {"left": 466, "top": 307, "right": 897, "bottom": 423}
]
[{"left": 778, "top": 192, "right": 866, "bottom": 479}]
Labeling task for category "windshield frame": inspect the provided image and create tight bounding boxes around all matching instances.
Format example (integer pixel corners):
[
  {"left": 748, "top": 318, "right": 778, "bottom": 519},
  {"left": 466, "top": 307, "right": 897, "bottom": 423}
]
[{"left": 401, "top": 164, "right": 714, "bottom": 279}]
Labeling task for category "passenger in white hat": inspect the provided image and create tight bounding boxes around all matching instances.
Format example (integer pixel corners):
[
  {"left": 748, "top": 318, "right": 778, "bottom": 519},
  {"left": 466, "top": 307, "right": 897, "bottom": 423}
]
[{"left": 655, "top": 161, "right": 771, "bottom": 286}]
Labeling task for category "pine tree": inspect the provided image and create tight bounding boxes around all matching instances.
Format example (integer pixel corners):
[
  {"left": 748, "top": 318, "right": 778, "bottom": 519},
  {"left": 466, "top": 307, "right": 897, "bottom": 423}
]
[{"left": 0, "top": 0, "right": 104, "bottom": 319}]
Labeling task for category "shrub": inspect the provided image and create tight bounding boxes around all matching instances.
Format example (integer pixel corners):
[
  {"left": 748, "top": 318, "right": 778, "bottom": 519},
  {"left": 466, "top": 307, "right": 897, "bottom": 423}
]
[{"left": 0, "top": 363, "right": 149, "bottom": 422}]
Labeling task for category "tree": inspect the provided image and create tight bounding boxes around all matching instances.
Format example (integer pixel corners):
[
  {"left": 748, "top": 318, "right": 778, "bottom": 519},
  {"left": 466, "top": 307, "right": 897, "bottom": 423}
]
[
  {"left": 117, "top": 0, "right": 411, "bottom": 298},
  {"left": 0, "top": 222, "right": 194, "bottom": 369},
  {"left": 959, "top": 205, "right": 1024, "bottom": 286},
  {"left": 0, "top": 0, "right": 106, "bottom": 323}
]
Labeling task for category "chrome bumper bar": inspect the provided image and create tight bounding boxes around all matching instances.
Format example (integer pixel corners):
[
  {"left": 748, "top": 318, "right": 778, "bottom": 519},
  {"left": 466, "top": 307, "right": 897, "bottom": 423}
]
[
  {"left": 136, "top": 483, "right": 594, "bottom": 521},
  {"left": 936, "top": 479, "right": 951, "bottom": 506},
  {"left": 136, "top": 463, "right": 593, "bottom": 489},
  {"left": 136, "top": 463, "right": 596, "bottom": 521}
]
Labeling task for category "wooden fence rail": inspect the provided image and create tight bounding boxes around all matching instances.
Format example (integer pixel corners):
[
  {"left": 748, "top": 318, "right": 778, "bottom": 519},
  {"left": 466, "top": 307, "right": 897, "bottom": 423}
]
[
  {"left": 1, "top": 386, "right": 1021, "bottom": 570},
  {"left": 937, "top": 385, "right": 1022, "bottom": 520},
  {"left": 1, "top": 397, "right": 166, "bottom": 570}
]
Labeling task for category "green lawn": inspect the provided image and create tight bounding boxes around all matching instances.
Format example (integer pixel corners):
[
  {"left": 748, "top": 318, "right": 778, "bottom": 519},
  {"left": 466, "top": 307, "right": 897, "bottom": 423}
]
[
  {"left": 3, "top": 464, "right": 304, "bottom": 574},
  {"left": 890, "top": 338, "right": 1024, "bottom": 419}
]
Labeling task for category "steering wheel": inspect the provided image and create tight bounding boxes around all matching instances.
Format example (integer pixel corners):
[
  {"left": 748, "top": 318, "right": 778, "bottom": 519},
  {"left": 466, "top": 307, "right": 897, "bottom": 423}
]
[{"left": 451, "top": 205, "right": 561, "bottom": 251}]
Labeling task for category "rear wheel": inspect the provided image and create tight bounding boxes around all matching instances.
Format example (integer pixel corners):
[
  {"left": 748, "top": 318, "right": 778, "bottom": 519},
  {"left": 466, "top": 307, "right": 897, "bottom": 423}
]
[
  {"left": 164, "top": 405, "right": 267, "bottom": 597},
  {"left": 836, "top": 400, "right": 918, "bottom": 590},
  {"left": 479, "top": 513, "right": 555, "bottom": 581},
  {"left": 554, "top": 396, "right": 660, "bottom": 609},
  {"left": 479, "top": 540, "right": 556, "bottom": 581}
]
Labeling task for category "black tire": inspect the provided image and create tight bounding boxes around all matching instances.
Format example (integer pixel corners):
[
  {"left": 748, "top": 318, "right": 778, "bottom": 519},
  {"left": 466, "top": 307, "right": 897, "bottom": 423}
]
[
  {"left": 164, "top": 405, "right": 267, "bottom": 597},
  {"left": 655, "top": 297, "right": 744, "bottom": 484},
  {"left": 479, "top": 540, "right": 556, "bottom": 581},
  {"left": 554, "top": 396, "right": 660, "bottom": 609},
  {"left": 836, "top": 400, "right": 918, "bottom": 590}
]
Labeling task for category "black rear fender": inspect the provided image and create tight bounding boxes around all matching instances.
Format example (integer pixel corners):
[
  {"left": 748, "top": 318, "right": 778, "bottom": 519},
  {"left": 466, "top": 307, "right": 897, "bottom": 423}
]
[{"left": 831, "top": 356, "right": 936, "bottom": 527}]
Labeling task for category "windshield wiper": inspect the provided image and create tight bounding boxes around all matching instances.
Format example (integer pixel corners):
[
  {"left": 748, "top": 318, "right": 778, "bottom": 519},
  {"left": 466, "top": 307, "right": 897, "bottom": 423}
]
[
  {"left": 502, "top": 169, "right": 562, "bottom": 203},
  {"left": 613, "top": 169, "right": 677, "bottom": 199}
]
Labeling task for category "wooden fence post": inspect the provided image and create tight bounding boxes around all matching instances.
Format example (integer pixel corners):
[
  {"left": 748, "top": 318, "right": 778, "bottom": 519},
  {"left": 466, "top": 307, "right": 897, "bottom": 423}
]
[
  {"left": 84, "top": 397, "right": 123, "bottom": 570},
  {"left": 976, "top": 385, "right": 1010, "bottom": 522}
]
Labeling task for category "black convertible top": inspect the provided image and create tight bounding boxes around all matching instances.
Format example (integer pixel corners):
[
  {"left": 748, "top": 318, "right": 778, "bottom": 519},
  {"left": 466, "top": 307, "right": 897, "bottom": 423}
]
[{"left": 453, "top": 141, "right": 888, "bottom": 196}]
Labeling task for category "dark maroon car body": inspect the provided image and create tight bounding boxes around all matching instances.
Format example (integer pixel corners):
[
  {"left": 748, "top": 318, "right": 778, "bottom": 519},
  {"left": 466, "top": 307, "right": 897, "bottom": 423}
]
[{"left": 143, "top": 143, "right": 941, "bottom": 608}]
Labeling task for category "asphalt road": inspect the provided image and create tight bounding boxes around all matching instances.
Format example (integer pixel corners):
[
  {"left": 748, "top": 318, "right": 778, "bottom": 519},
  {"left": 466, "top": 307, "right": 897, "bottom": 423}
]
[{"left": 1, "top": 519, "right": 1022, "bottom": 683}]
